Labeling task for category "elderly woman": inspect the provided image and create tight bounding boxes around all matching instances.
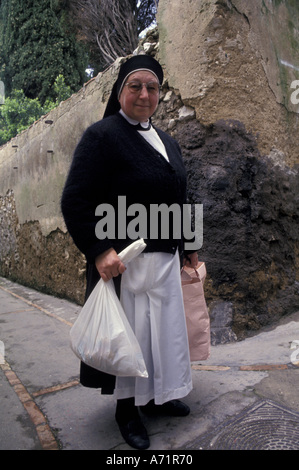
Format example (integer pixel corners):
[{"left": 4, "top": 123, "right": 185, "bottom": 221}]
[{"left": 61, "top": 55, "right": 198, "bottom": 450}]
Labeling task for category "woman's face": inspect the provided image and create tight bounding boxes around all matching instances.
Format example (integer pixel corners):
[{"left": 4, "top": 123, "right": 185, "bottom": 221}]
[{"left": 119, "top": 71, "right": 160, "bottom": 122}]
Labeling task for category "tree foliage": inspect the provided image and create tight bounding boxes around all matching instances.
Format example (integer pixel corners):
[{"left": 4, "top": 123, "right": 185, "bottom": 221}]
[
  {"left": 0, "top": 75, "right": 72, "bottom": 146},
  {"left": 0, "top": 0, "right": 160, "bottom": 145},
  {"left": 66, "top": 0, "right": 159, "bottom": 72},
  {"left": 0, "top": 0, "right": 88, "bottom": 103}
]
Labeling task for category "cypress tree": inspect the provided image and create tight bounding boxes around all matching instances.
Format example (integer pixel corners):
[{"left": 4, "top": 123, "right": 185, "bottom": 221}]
[{"left": 0, "top": 0, "right": 88, "bottom": 103}]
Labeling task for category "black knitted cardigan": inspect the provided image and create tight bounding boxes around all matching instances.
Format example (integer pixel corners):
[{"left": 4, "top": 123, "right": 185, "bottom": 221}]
[{"left": 61, "top": 112, "right": 191, "bottom": 264}]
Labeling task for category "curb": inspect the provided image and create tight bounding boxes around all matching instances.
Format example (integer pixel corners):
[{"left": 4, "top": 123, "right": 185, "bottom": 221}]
[{"left": 0, "top": 359, "right": 60, "bottom": 450}]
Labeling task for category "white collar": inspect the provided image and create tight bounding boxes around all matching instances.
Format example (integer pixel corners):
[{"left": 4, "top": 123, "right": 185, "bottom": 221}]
[{"left": 119, "top": 109, "right": 150, "bottom": 129}]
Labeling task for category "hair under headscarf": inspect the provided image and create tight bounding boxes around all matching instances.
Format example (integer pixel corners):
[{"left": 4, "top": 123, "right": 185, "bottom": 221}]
[{"left": 103, "top": 55, "right": 164, "bottom": 118}]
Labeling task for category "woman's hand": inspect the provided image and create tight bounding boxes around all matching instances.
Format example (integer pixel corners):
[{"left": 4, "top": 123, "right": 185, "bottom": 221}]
[
  {"left": 183, "top": 252, "right": 199, "bottom": 269},
  {"left": 95, "top": 248, "right": 126, "bottom": 282}
]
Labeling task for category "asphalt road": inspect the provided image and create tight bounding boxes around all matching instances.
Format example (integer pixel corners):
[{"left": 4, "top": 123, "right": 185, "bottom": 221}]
[{"left": 1, "top": 276, "right": 299, "bottom": 453}]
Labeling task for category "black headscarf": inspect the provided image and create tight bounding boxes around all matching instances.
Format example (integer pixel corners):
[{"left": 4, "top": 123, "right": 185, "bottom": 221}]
[{"left": 103, "top": 55, "right": 164, "bottom": 119}]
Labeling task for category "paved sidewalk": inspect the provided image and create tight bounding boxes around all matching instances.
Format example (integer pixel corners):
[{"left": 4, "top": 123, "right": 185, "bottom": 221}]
[{"left": 1, "top": 276, "right": 299, "bottom": 451}]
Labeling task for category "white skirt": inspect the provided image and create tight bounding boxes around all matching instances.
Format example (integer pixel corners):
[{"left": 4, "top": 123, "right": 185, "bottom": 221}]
[{"left": 115, "top": 250, "right": 193, "bottom": 406}]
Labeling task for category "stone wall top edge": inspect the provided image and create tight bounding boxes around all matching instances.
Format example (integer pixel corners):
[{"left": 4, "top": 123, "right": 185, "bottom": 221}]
[{"left": 0, "top": 58, "right": 124, "bottom": 153}]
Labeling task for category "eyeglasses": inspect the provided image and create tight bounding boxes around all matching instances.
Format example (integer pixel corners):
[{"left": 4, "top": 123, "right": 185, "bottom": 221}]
[{"left": 125, "top": 81, "right": 161, "bottom": 95}]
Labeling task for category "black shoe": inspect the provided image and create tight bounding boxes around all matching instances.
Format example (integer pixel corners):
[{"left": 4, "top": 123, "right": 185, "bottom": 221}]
[
  {"left": 140, "top": 399, "right": 190, "bottom": 417},
  {"left": 117, "top": 418, "right": 150, "bottom": 450}
]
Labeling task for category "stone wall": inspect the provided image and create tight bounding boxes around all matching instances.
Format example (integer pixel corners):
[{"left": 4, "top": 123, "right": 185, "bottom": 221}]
[
  {"left": 0, "top": 61, "right": 123, "bottom": 303},
  {"left": 157, "top": 0, "right": 299, "bottom": 165},
  {"left": 0, "top": 0, "right": 298, "bottom": 342},
  {"left": 156, "top": 0, "right": 299, "bottom": 340}
]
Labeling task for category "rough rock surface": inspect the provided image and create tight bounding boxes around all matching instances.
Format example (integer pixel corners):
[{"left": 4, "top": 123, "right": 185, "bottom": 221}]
[
  {"left": 157, "top": 0, "right": 299, "bottom": 165},
  {"left": 154, "top": 91, "right": 299, "bottom": 340},
  {"left": 155, "top": 0, "right": 299, "bottom": 339}
]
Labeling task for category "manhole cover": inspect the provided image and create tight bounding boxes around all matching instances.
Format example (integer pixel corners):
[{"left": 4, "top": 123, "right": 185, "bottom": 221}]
[{"left": 186, "top": 400, "right": 299, "bottom": 450}]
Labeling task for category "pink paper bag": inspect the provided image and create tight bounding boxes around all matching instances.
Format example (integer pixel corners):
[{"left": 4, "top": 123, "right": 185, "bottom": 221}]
[{"left": 181, "top": 262, "right": 210, "bottom": 361}]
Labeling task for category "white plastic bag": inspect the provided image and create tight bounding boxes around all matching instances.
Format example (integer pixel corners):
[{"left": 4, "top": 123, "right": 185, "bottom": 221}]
[{"left": 70, "top": 239, "right": 148, "bottom": 377}]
